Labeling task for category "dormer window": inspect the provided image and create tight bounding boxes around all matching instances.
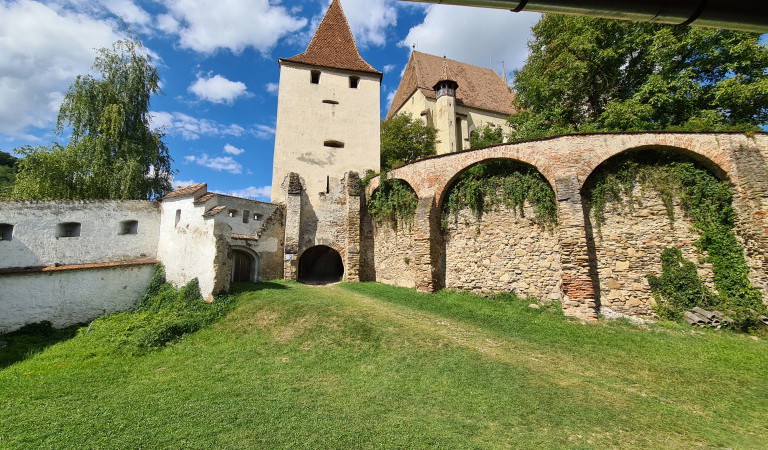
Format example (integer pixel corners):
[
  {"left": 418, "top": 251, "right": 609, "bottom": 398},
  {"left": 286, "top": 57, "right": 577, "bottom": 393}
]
[
  {"left": 324, "top": 140, "right": 344, "bottom": 148},
  {"left": 57, "top": 222, "right": 81, "bottom": 238},
  {"left": 310, "top": 70, "right": 320, "bottom": 84},
  {"left": 349, "top": 76, "right": 359, "bottom": 88},
  {"left": 0, "top": 223, "right": 13, "bottom": 241}
]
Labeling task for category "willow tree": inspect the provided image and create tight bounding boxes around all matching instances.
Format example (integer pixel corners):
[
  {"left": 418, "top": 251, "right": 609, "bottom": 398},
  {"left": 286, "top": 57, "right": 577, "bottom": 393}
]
[{"left": 13, "top": 40, "right": 172, "bottom": 200}]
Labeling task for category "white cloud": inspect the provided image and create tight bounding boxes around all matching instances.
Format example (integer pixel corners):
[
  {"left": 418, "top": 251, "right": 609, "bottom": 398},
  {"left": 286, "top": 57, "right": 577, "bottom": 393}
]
[
  {"left": 385, "top": 90, "right": 396, "bottom": 109},
  {"left": 188, "top": 74, "right": 249, "bottom": 104},
  {"left": 401, "top": 5, "right": 540, "bottom": 74},
  {"left": 223, "top": 185, "right": 271, "bottom": 200},
  {"left": 185, "top": 154, "right": 242, "bottom": 174},
  {"left": 171, "top": 178, "right": 199, "bottom": 189},
  {"left": 150, "top": 111, "right": 246, "bottom": 140},
  {"left": 339, "top": 0, "right": 397, "bottom": 47},
  {"left": 265, "top": 82, "right": 279, "bottom": 94},
  {"left": 383, "top": 64, "right": 396, "bottom": 73},
  {"left": 99, "top": 0, "right": 151, "bottom": 27},
  {"left": 252, "top": 124, "right": 275, "bottom": 140},
  {"left": 223, "top": 144, "right": 245, "bottom": 155},
  {"left": 160, "top": 0, "right": 307, "bottom": 54},
  {"left": 0, "top": 0, "right": 125, "bottom": 137}
]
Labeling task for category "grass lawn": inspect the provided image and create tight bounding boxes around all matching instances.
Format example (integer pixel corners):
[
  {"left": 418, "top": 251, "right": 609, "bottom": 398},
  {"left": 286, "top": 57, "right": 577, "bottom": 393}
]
[{"left": 1, "top": 281, "right": 767, "bottom": 448}]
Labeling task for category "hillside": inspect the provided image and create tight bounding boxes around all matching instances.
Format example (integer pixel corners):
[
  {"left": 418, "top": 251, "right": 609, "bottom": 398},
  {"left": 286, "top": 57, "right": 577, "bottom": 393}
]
[{"left": 1, "top": 282, "right": 767, "bottom": 448}]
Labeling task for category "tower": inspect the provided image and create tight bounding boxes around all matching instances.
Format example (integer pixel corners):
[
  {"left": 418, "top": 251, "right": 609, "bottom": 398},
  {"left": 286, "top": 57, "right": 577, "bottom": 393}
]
[
  {"left": 271, "top": 0, "right": 381, "bottom": 204},
  {"left": 271, "top": 0, "right": 381, "bottom": 282},
  {"left": 432, "top": 59, "right": 459, "bottom": 154}
]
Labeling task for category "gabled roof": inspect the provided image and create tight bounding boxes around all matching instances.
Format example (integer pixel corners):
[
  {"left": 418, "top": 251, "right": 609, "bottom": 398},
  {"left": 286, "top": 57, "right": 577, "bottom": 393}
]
[
  {"left": 280, "top": 0, "right": 380, "bottom": 76},
  {"left": 386, "top": 51, "right": 517, "bottom": 118},
  {"left": 163, "top": 183, "right": 207, "bottom": 200}
]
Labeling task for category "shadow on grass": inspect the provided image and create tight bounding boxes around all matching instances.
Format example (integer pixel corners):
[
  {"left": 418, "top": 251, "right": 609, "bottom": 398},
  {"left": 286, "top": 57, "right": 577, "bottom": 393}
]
[
  {"left": 0, "top": 321, "right": 82, "bottom": 370},
  {"left": 229, "top": 281, "right": 290, "bottom": 294}
]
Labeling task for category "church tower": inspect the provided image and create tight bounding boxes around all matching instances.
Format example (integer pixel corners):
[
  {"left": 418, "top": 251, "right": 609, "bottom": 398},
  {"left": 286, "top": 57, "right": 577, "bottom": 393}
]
[
  {"left": 271, "top": 0, "right": 381, "bottom": 204},
  {"left": 271, "top": 0, "right": 381, "bottom": 282},
  {"left": 432, "top": 59, "right": 459, "bottom": 154}
]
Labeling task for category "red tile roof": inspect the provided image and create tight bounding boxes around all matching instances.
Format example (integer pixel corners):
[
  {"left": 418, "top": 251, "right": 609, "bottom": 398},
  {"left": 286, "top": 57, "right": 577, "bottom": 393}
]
[
  {"left": 281, "top": 0, "right": 380, "bottom": 76},
  {"left": 163, "top": 183, "right": 207, "bottom": 200},
  {"left": 386, "top": 51, "right": 517, "bottom": 118},
  {"left": 203, "top": 205, "right": 227, "bottom": 218}
]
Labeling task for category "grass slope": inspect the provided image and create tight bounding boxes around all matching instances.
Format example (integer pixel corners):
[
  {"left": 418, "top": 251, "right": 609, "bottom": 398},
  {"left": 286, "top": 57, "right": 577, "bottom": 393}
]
[{"left": 1, "top": 281, "right": 767, "bottom": 448}]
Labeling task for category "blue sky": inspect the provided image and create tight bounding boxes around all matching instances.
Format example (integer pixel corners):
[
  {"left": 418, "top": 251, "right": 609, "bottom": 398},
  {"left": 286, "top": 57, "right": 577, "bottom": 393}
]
[{"left": 0, "top": 0, "right": 540, "bottom": 200}]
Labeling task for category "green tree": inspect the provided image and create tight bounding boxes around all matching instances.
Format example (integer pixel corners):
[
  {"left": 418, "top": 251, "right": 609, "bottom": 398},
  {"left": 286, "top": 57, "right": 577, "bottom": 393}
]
[
  {"left": 469, "top": 124, "right": 504, "bottom": 149},
  {"left": 0, "top": 150, "right": 18, "bottom": 199},
  {"left": 509, "top": 15, "right": 768, "bottom": 141},
  {"left": 380, "top": 113, "right": 438, "bottom": 170},
  {"left": 13, "top": 40, "right": 172, "bottom": 200}
]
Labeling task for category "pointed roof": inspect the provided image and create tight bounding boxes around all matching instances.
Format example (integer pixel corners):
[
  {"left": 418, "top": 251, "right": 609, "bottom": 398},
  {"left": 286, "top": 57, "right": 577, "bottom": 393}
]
[
  {"left": 281, "top": 0, "right": 380, "bottom": 77},
  {"left": 387, "top": 51, "right": 517, "bottom": 118}
]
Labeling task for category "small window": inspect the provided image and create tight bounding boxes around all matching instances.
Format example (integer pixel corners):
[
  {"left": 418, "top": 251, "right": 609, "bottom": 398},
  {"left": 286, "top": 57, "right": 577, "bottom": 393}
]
[
  {"left": 0, "top": 223, "right": 13, "bottom": 241},
  {"left": 57, "top": 222, "right": 81, "bottom": 238},
  {"left": 175, "top": 209, "right": 181, "bottom": 227},
  {"left": 253, "top": 213, "right": 262, "bottom": 220},
  {"left": 119, "top": 220, "right": 139, "bottom": 235},
  {"left": 324, "top": 140, "right": 344, "bottom": 148},
  {"left": 228, "top": 209, "right": 237, "bottom": 218},
  {"left": 242, "top": 210, "right": 250, "bottom": 223},
  {"left": 326, "top": 176, "right": 330, "bottom": 194},
  {"left": 349, "top": 76, "right": 359, "bottom": 88},
  {"left": 310, "top": 70, "right": 320, "bottom": 84},
  {"left": 322, "top": 99, "right": 339, "bottom": 105}
]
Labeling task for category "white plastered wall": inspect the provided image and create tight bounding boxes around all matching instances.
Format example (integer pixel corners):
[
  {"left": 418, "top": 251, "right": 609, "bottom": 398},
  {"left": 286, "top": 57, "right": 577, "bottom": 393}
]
[
  {"left": 0, "top": 200, "right": 160, "bottom": 269},
  {"left": 0, "top": 264, "right": 155, "bottom": 333},
  {"left": 271, "top": 63, "right": 380, "bottom": 204}
]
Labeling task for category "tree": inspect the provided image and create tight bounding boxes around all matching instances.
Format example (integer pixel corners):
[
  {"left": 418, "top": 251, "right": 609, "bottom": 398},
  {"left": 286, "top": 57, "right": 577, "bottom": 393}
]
[
  {"left": 380, "top": 113, "right": 438, "bottom": 170},
  {"left": 0, "top": 150, "right": 18, "bottom": 199},
  {"left": 469, "top": 124, "right": 504, "bottom": 149},
  {"left": 509, "top": 15, "right": 768, "bottom": 141},
  {"left": 13, "top": 40, "right": 172, "bottom": 200}
]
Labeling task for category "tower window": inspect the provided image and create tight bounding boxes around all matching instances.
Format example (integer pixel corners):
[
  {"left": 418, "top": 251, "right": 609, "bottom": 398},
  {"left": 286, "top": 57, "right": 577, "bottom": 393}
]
[
  {"left": 57, "top": 222, "right": 81, "bottom": 238},
  {"left": 324, "top": 140, "right": 344, "bottom": 148},
  {"left": 310, "top": 70, "right": 320, "bottom": 84},
  {"left": 322, "top": 99, "right": 339, "bottom": 105},
  {"left": 243, "top": 210, "right": 250, "bottom": 223},
  {"left": 349, "top": 76, "right": 359, "bottom": 88},
  {"left": 228, "top": 209, "right": 238, "bottom": 218},
  {"left": 119, "top": 220, "right": 139, "bottom": 235},
  {"left": 0, "top": 223, "right": 13, "bottom": 241},
  {"left": 175, "top": 209, "right": 181, "bottom": 227}
]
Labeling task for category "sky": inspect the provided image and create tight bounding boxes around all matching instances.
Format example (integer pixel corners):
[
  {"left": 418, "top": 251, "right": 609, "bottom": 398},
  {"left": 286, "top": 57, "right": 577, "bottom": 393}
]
[{"left": 0, "top": 0, "right": 541, "bottom": 201}]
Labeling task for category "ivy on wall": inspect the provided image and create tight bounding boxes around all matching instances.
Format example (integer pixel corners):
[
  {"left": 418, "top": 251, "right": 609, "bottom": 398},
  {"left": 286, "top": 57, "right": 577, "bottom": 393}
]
[
  {"left": 585, "top": 151, "right": 766, "bottom": 330},
  {"left": 442, "top": 160, "right": 557, "bottom": 228},
  {"left": 367, "top": 173, "right": 418, "bottom": 231}
]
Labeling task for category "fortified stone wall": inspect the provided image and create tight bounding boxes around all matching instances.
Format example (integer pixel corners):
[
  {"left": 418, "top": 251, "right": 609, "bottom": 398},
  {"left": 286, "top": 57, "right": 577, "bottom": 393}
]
[
  {"left": 591, "top": 186, "right": 715, "bottom": 317},
  {"left": 443, "top": 205, "right": 561, "bottom": 300},
  {"left": 372, "top": 223, "right": 416, "bottom": 288}
]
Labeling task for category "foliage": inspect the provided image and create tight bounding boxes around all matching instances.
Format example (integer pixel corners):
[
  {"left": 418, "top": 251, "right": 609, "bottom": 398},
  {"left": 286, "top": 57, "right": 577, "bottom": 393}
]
[
  {"left": 469, "top": 124, "right": 504, "bottom": 149},
  {"left": 585, "top": 151, "right": 765, "bottom": 329},
  {"left": 509, "top": 15, "right": 768, "bottom": 141},
  {"left": 85, "top": 264, "right": 236, "bottom": 354},
  {"left": 442, "top": 160, "right": 557, "bottom": 227},
  {"left": 648, "top": 248, "right": 716, "bottom": 320},
  {"left": 0, "top": 150, "right": 17, "bottom": 199},
  {"left": 367, "top": 173, "right": 418, "bottom": 230},
  {"left": 380, "top": 113, "right": 438, "bottom": 170},
  {"left": 12, "top": 40, "right": 173, "bottom": 200}
]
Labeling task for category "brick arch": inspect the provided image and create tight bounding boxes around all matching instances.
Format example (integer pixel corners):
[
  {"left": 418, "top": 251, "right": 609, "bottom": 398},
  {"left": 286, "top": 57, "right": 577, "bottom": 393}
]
[{"left": 576, "top": 137, "right": 736, "bottom": 189}]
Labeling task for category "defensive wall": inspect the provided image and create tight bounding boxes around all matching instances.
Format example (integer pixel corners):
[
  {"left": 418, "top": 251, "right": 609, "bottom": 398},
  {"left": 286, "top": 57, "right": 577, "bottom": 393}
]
[{"left": 367, "top": 132, "right": 768, "bottom": 319}]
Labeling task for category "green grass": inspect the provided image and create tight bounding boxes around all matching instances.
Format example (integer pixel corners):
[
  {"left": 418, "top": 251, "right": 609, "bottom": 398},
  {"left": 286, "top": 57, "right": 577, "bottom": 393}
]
[{"left": 2, "top": 281, "right": 767, "bottom": 448}]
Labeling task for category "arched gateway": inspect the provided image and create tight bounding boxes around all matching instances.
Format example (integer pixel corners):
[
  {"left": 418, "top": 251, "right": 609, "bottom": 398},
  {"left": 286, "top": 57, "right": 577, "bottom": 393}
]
[{"left": 298, "top": 245, "right": 344, "bottom": 284}]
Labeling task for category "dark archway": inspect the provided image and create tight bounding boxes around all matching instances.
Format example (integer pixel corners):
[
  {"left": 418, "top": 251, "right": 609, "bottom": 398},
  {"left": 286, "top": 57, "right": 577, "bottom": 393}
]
[
  {"left": 232, "top": 249, "right": 258, "bottom": 282},
  {"left": 298, "top": 245, "right": 344, "bottom": 284}
]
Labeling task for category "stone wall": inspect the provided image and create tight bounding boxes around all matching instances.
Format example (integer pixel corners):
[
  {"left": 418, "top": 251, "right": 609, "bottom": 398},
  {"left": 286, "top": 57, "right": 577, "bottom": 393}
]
[
  {"left": 372, "top": 223, "right": 416, "bottom": 288},
  {"left": 591, "top": 186, "right": 715, "bottom": 318},
  {"left": 443, "top": 205, "right": 561, "bottom": 300}
]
